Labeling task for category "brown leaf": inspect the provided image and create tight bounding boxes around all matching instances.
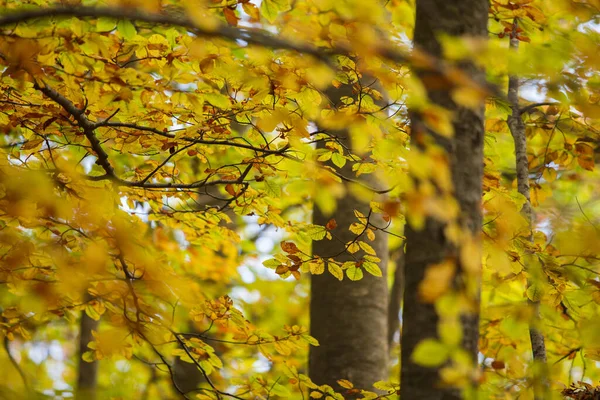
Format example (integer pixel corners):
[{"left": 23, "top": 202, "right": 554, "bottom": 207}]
[
  {"left": 325, "top": 218, "right": 337, "bottom": 230},
  {"left": 281, "top": 241, "right": 299, "bottom": 254}
]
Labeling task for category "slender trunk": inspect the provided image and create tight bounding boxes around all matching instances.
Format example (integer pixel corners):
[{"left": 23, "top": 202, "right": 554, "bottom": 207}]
[
  {"left": 506, "top": 19, "right": 548, "bottom": 399},
  {"left": 388, "top": 249, "right": 404, "bottom": 347},
  {"left": 401, "top": 1, "right": 488, "bottom": 399},
  {"left": 309, "top": 81, "right": 389, "bottom": 391},
  {"left": 173, "top": 328, "right": 204, "bottom": 394},
  {"left": 76, "top": 303, "right": 99, "bottom": 400}
]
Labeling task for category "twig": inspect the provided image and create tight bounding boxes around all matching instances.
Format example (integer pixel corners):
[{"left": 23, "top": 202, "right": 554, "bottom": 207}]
[{"left": 519, "top": 101, "right": 559, "bottom": 115}]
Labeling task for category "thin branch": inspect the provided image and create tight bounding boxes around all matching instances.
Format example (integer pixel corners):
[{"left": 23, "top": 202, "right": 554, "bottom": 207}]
[
  {"left": 100, "top": 121, "right": 290, "bottom": 156},
  {"left": 3, "top": 334, "right": 31, "bottom": 395},
  {"left": 519, "top": 101, "right": 559, "bottom": 115}
]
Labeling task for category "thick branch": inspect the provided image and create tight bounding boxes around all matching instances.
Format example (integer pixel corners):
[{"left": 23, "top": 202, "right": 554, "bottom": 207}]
[
  {"left": 0, "top": 6, "right": 501, "bottom": 97},
  {"left": 0, "top": 6, "right": 337, "bottom": 65},
  {"left": 35, "top": 82, "right": 117, "bottom": 177}
]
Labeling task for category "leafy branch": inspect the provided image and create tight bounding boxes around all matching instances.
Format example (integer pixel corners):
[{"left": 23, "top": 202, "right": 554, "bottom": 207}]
[{"left": 0, "top": 5, "right": 499, "bottom": 97}]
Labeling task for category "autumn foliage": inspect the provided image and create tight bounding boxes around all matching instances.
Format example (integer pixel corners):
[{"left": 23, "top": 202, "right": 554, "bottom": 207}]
[{"left": 0, "top": 0, "right": 599, "bottom": 399}]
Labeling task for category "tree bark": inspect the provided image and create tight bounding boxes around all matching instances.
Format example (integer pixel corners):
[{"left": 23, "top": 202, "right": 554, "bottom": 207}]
[
  {"left": 76, "top": 305, "right": 99, "bottom": 400},
  {"left": 173, "top": 329, "right": 204, "bottom": 394},
  {"left": 506, "top": 19, "right": 548, "bottom": 399},
  {"left": 309, "top": 81, "right": 389, "bottom": 391},
  {"left": 401, "top": 1, "right": 488, "bottom": 399},
  {"left": 388, "top": 249, "right": 404, "bottom": 348}
]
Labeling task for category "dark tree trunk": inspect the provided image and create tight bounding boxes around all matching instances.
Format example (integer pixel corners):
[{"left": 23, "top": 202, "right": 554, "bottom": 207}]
[
  {"left": 401, "top": 1, "right": 488, "bottom": 399},
  {"left": 173, "top": 335, "right": 204, "bottom": 394},
  {"left": 309, "top": 81, "right": 389, "bottom": 391},
  {"left": 76, "top": 307, "right": 99, "bottom": 400}
]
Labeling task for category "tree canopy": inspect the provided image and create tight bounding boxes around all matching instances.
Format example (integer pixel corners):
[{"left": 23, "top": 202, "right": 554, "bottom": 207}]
[{"left": 0, "top": 0, "right": 599, "bottom": 399}]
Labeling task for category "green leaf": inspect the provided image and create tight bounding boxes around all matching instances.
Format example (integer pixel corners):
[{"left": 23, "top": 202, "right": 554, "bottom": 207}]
[
  {"left": 346, "top": 266, "right": 363, "bottom": 281},
  {"left": 262, "top": 258, "right": 281, "bottom": 269},
  {"left": 205, "top": 92, "right": 231, "bottom": 109},
  {"left": 526, "top": 284, "right": 543, "bottom": 302},
  {"left": 264, "top": 180, "right": 282, "bottom": 197},
  {"left": 302, "top": 334, "right": 320, "bottom": 346},
  {"left": 96, "top": 17, "right": 116, "bottom": 32},
  {"left": 117, "top": 19, "right": 136, "bottom": 40},
  {"left": 270, "top": 382, "right": 291, "bottom": 397},
  {"left": 260, "top": 0, "right": 291, "bottom": 23},
  {"left": 411, "top": 339, "right": 449, "bottom": 367},
  {"left": 304, "top": 224, "right": 327, "bottom": 240},
  {"left": 331, "top": 152, "right": 346, "bottom": 168},
  {"left": 82, "top": 351, "right": 96, "bottom": 362}
]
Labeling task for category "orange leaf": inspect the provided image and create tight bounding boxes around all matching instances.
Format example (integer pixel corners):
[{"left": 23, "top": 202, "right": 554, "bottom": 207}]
[
  {"left": 225, "top": 184, "right": 236, "bottom": 196},
  {"left": 223, "top": 8, "right": 239, "bottom": 26}
]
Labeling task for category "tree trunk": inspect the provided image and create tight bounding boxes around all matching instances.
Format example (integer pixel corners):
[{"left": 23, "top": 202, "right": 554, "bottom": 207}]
[
  {"left": 173, "top": 331, "right": 204, "bottom": 395},
  {"left": 388, "top": 249, "right": 405, "bottom": 348},
  {"left": 506, "top": 19, "right": 548, "bottom": 399},
  {"left": 309, "top": 81, "right": 389, "bottom": 391},
  {"left": 76, "top": 305, "right": 99, "bottom": 400},
  {"left": 401, "top": 1, "right": 488, "bottom": 399}
]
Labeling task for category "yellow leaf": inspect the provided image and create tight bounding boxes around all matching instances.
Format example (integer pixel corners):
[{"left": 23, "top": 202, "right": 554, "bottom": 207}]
[
  {"left": 459, "top": 234, "right": 481, "bottom": 275},
  {"left": 452, "top": 86, "right": 487, "bottom": 110},
  {"left": 349, "top": 222, "right": 364, "bottom": 235},
  {"left": 366, "top": 228, "right": 376, "bottom": 241},
  {"left": 363, "top": 261, "right": 382, "bottom": 277},
  {"left": 420, "top": 106, "right": 454, "bottom": 137},
  {"left": 353, "top": 209, "right": 367, "bottom": 222},
  {"left": 347, "top": 242, "right": 360, "bottom": 254},
  {"left": 309, "top": 259, "right": 325, "bottom": 275},
  {"left": 438, "top": 319, "right": 462, "bottom": 347},
  {"left": 337, "top": 379, "right": 354, "bottom": 389},
  {"left": 418, "top": 260, "right": 455, "bottom": 303},
  {"left": 358, "top": 241, "right": 376, "bottom": 256},
  {"left": 328, "top": 262, "right": 344, "bottom": 281}
]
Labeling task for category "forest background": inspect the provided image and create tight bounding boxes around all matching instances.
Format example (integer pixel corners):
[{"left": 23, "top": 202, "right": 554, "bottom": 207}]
[{"left": 0, "top": 0, "right": 599, "bottom": 399}]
